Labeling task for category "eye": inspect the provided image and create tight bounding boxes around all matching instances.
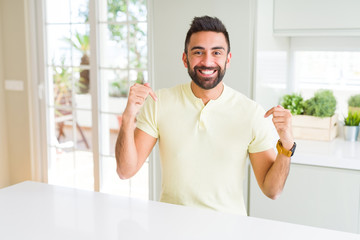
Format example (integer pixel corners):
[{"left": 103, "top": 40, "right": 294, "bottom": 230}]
[
  {"left": 213, "top": 51, "right": 222, "bottom": 56},
  {"left": 193, "top": 51, "right": 202, "bottom": 56}
]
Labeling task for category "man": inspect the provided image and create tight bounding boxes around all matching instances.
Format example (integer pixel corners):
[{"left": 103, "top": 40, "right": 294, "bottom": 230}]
[{"left": 115, "top": 16, "right": 295, "bottom": 215}]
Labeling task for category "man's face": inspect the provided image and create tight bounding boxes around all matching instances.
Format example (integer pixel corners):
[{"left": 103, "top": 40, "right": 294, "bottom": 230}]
[{"left": 183, "top": 31, "right": 231, "bottom": 90}]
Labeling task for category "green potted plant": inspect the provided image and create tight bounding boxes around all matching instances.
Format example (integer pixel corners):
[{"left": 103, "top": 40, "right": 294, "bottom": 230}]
[
  {"left": 280, "top": 93, "right": 304, "bottom": 115},
  {"left": 343, "top": 111, "right": 360, "bottom": 141},
  {"left": 281, "top": 90, "right": 338, "bottom": 141},
  {"left": 303, "top": 90, "right": 337, "bottom": 118},
  {"left": 348, "top": 94, "right": 360, "bottom": 115}
]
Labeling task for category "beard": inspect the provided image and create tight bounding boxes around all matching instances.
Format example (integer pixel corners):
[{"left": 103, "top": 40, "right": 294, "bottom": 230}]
[{"left": 187, "top": 59, "right": 227, "bottom": 90}]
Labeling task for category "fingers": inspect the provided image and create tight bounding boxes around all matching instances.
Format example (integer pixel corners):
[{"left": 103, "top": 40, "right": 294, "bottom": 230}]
[
  {"left": 129, "top": 83, "right": 157, "bottom": 103},
  {"left": 143, "top": 83, "right": 158, "bottom": 101},
  {"left": 123, "top": 83, "right": 157, "bottom": 119},
  {"left": 265, "top": 105, "right": 292, "bottom": 130},
  {"left": 265, "top": 105, "right": 294, "bottom": 147},
  {"left": 264, "top": 105, "right": 284, "bottom": 118}
]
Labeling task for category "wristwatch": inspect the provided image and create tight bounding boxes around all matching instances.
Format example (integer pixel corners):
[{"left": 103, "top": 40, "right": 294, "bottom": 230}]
[{"left": 276, "top": 140, "right": 296, "bottom": 157}]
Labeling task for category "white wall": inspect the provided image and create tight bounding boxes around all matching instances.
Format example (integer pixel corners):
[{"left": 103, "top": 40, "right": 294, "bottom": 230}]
[{"left": 0, "top": 0, "right": 10, "bottom": 188}]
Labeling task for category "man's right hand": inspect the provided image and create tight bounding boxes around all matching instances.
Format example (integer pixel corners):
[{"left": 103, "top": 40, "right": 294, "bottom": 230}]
[
  {"left": 116, "top": 82, "right": 158, "bottom": 179},
  {"left": 123, "top": 83, "right": 157, "bottom": 120}
]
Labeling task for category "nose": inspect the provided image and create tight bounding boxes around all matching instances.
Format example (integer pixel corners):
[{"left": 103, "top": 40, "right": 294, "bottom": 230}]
[{"left": 200, "top": 52, "right": 215, "bottom": 67}]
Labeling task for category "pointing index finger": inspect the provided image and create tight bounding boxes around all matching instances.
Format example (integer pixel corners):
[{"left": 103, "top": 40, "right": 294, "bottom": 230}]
[
  {"left": 264, "top": 107, "right": 275, "bottom": 118},
  {"left": 144, "top": 83, "right": 158, "bottom": 101},
  {"left": 264, "top": 105, "right": 282, "bottom": 118}
]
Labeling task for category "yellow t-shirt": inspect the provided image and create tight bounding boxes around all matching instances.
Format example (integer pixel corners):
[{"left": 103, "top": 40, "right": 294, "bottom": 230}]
[{"left": 136, "top": 82, "right": 275, "bottom": 215}]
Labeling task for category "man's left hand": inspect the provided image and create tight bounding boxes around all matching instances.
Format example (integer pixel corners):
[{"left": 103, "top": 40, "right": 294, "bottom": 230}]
[{"left": 264, "top": 105, "right": 294, "bottom": 150}]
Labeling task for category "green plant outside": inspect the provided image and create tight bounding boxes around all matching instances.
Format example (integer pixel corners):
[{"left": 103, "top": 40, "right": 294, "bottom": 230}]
[
  {"left": 107, "top": 0, "right": 147, "bottom": 97},
  {"left": 303, "top": 90, "right": 337, "bottom": 118},
  {"left": 64, "top": 32, "right": 90, "bottom": 94},
  {"left": 348, "top": 94, "right": 360, "bottom": 108},
  {"left": 344, "top": 111, "right": 360, "bottom": 126},
  {"left": 68, "top": 0, "right": 147, "bottom": 97},
  {"left": 53, "top": 59, "right": 72, "bottom": 106},
  {"left": 280, "top": 93, "right": 304, "bottom": 115}
]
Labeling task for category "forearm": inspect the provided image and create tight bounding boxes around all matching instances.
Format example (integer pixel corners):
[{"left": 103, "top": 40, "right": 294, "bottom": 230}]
[
  {"left": 262, "top": 154, "right": 291, "bottom": 199},
  {"left": 115, "top": 115, "right": 139, "bottom": 179}
]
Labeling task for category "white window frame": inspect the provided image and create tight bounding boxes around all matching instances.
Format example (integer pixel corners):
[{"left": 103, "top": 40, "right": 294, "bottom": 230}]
[
  {"left": 26, "top": 0, "right": 159, "bottom": 200},
  {"left": 289, "top": 36, "right": 360, "bottom": 90}
]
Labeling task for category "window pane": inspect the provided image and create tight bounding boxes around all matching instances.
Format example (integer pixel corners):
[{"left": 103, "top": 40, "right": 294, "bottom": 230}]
[
  {"left": 129, "top": 23, "right": 147, "bottom": 69},
  {"left": 130, "top": 162, "right": 149, "bottom": 200},
  {"left": 294, "top": 51, "right": 360, "bottom": 118},
  {"left": 74, "top": 66, "right": 91, "bottom": 98},
  {"left": 100, "top": 113, "right": 120, "bottom": 156},
  {"left": 46, "top": 0, "right": 71, "bottom": 23},
  {"left": 128, "top": 0, "right": 147, "bottom": 21},
  {"left": 99, "top": 24, "right": 128, "bottom": 68},
  {"left": 54, "top": 108, "right": 74, "bottom": 146},
  {"left": 74, "top": 109, "right": 92, "bottom": 150},
  {"left": 51, "top": 65, "right": 73, "bottom": 108},
  {"left": 129, "top": 70, "right": 147, "bottom": 84},
  {"left": 48, "top": 147, "right": 93, "bottom": 191},
  {"left": 70, "top": 24, "right": 90, "bottom": 70},
  {"left": 47, "top": 25, "right": 72, "bottom": 66},
  {"left": 74, "top": 150, "right": 94, "bottom": 191},
  {"left": 48, "top": 146, "right": 75, "bottom": 188},
  {"left": 74, "top": 88, "right": 91, "bottom": 109},
  {"left": 101, "top": 156, "right": 149, "bottom": 200},
  {"left": 100, "top": 69, "right": 128, "bottom": 113},
  {"left": 70, "top": 0, "right": 89, "bottom": 23},
  {"left": 101, "top": 156, "right": 130, "bottom": 195},
  {"left": 295, "top": 51, "right": 360, "bottom": 86},
  {"left": 105, "top": 0, "right": 127, "bottom": 22}
]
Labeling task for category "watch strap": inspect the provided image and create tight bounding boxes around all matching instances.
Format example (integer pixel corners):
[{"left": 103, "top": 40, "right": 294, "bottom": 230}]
[{"left": 276, "top": 140, "right": 296, "bottom": 157}]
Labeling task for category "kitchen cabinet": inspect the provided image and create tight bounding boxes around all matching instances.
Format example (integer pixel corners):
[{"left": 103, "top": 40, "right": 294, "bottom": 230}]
[
  {"left": 273, "top": 0, "right": 360, "bottom": 36},
  {"left": 249, "top": 164, "right": 360, "bottom": 233}
]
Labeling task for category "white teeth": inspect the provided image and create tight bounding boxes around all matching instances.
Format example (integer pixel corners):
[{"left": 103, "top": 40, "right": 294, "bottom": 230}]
[{"left": 200, "top": 70, "right": 215, "bottom": 75}]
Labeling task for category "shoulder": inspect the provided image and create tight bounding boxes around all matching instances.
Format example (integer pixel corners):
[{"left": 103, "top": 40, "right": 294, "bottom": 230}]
[
  {"left": 155, "top": 83, "right": 187, "bottom": 101},
  {"left": 224, "top": 85, "right": 263, "bottom": 112}
]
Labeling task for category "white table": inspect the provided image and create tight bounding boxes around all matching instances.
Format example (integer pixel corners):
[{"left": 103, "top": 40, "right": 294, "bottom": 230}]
[{"left": 0, "top": 181, "right": 359, "bottom": 240}]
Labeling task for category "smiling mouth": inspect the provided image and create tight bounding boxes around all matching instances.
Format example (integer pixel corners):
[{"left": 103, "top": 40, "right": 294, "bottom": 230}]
[
  {"left": 199, "top": 69, "right": 216, "bottom": 75},
  {"left": 197, "top": 68, "right": 218, "bottom": 77}
]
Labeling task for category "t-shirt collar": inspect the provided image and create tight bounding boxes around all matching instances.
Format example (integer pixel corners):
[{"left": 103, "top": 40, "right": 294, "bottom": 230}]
[{"left": 185, "top": 81, "right": 228, "bottom": 106}]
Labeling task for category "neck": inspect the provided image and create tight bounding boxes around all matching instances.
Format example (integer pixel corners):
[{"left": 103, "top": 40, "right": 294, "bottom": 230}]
[{"left": 190, "top": 81, "right": 224, "bottom": 105}]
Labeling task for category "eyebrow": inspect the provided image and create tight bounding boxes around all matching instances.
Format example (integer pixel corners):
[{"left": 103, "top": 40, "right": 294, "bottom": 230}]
[{"left": 190, "top": 46, "right": 226, "bottom": 51}]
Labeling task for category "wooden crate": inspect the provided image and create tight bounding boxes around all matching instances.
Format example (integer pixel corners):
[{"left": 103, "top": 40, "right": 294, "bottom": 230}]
[{"left": 292, "top": 114, "right": 338, "bottom": 141}]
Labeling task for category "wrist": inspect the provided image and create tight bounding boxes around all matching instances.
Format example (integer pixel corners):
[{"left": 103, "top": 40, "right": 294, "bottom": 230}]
[
  {"left": 281, "top": 141, "right": 294, "bottom": 151},
  {"left": 276, "top": 140, "right": 296, "bottom": 157},
  {"left": 121, "top": 112, "right": 137, "bottom": 126}
]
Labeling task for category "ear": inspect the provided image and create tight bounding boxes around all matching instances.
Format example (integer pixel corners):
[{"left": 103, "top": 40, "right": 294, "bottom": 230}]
[
  {"left": 226, "top": 52, "right": 232, "bottom": 68},
  {"left": 182, "top": 52, "right": 188, "bottom": 68}
]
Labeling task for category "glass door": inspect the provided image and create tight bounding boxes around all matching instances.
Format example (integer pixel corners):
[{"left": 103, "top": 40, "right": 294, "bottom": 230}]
[{"left": 43, "top": 0, "right": 149, "bottom": 199}]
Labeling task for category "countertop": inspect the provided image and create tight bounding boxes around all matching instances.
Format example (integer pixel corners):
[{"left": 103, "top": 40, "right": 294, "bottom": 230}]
[
  {"left": 0, "top": 181, "right": 359, "bottom": 240},
  {"left": 292, "top": 138, "right": 360, "bottom": 171}
]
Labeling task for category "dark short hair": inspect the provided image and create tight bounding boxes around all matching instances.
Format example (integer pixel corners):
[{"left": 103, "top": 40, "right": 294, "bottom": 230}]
[{"left": 184, "top": 16, "right": 230, "bottom": 54}]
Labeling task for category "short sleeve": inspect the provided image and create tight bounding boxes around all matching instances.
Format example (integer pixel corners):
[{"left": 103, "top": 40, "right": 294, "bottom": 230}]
[
  {"left": 248, "top": 105, "right": 277, "bottom": 153},
  {"left": 136, "top": 95, "right": 159, "bottom": 139}
]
